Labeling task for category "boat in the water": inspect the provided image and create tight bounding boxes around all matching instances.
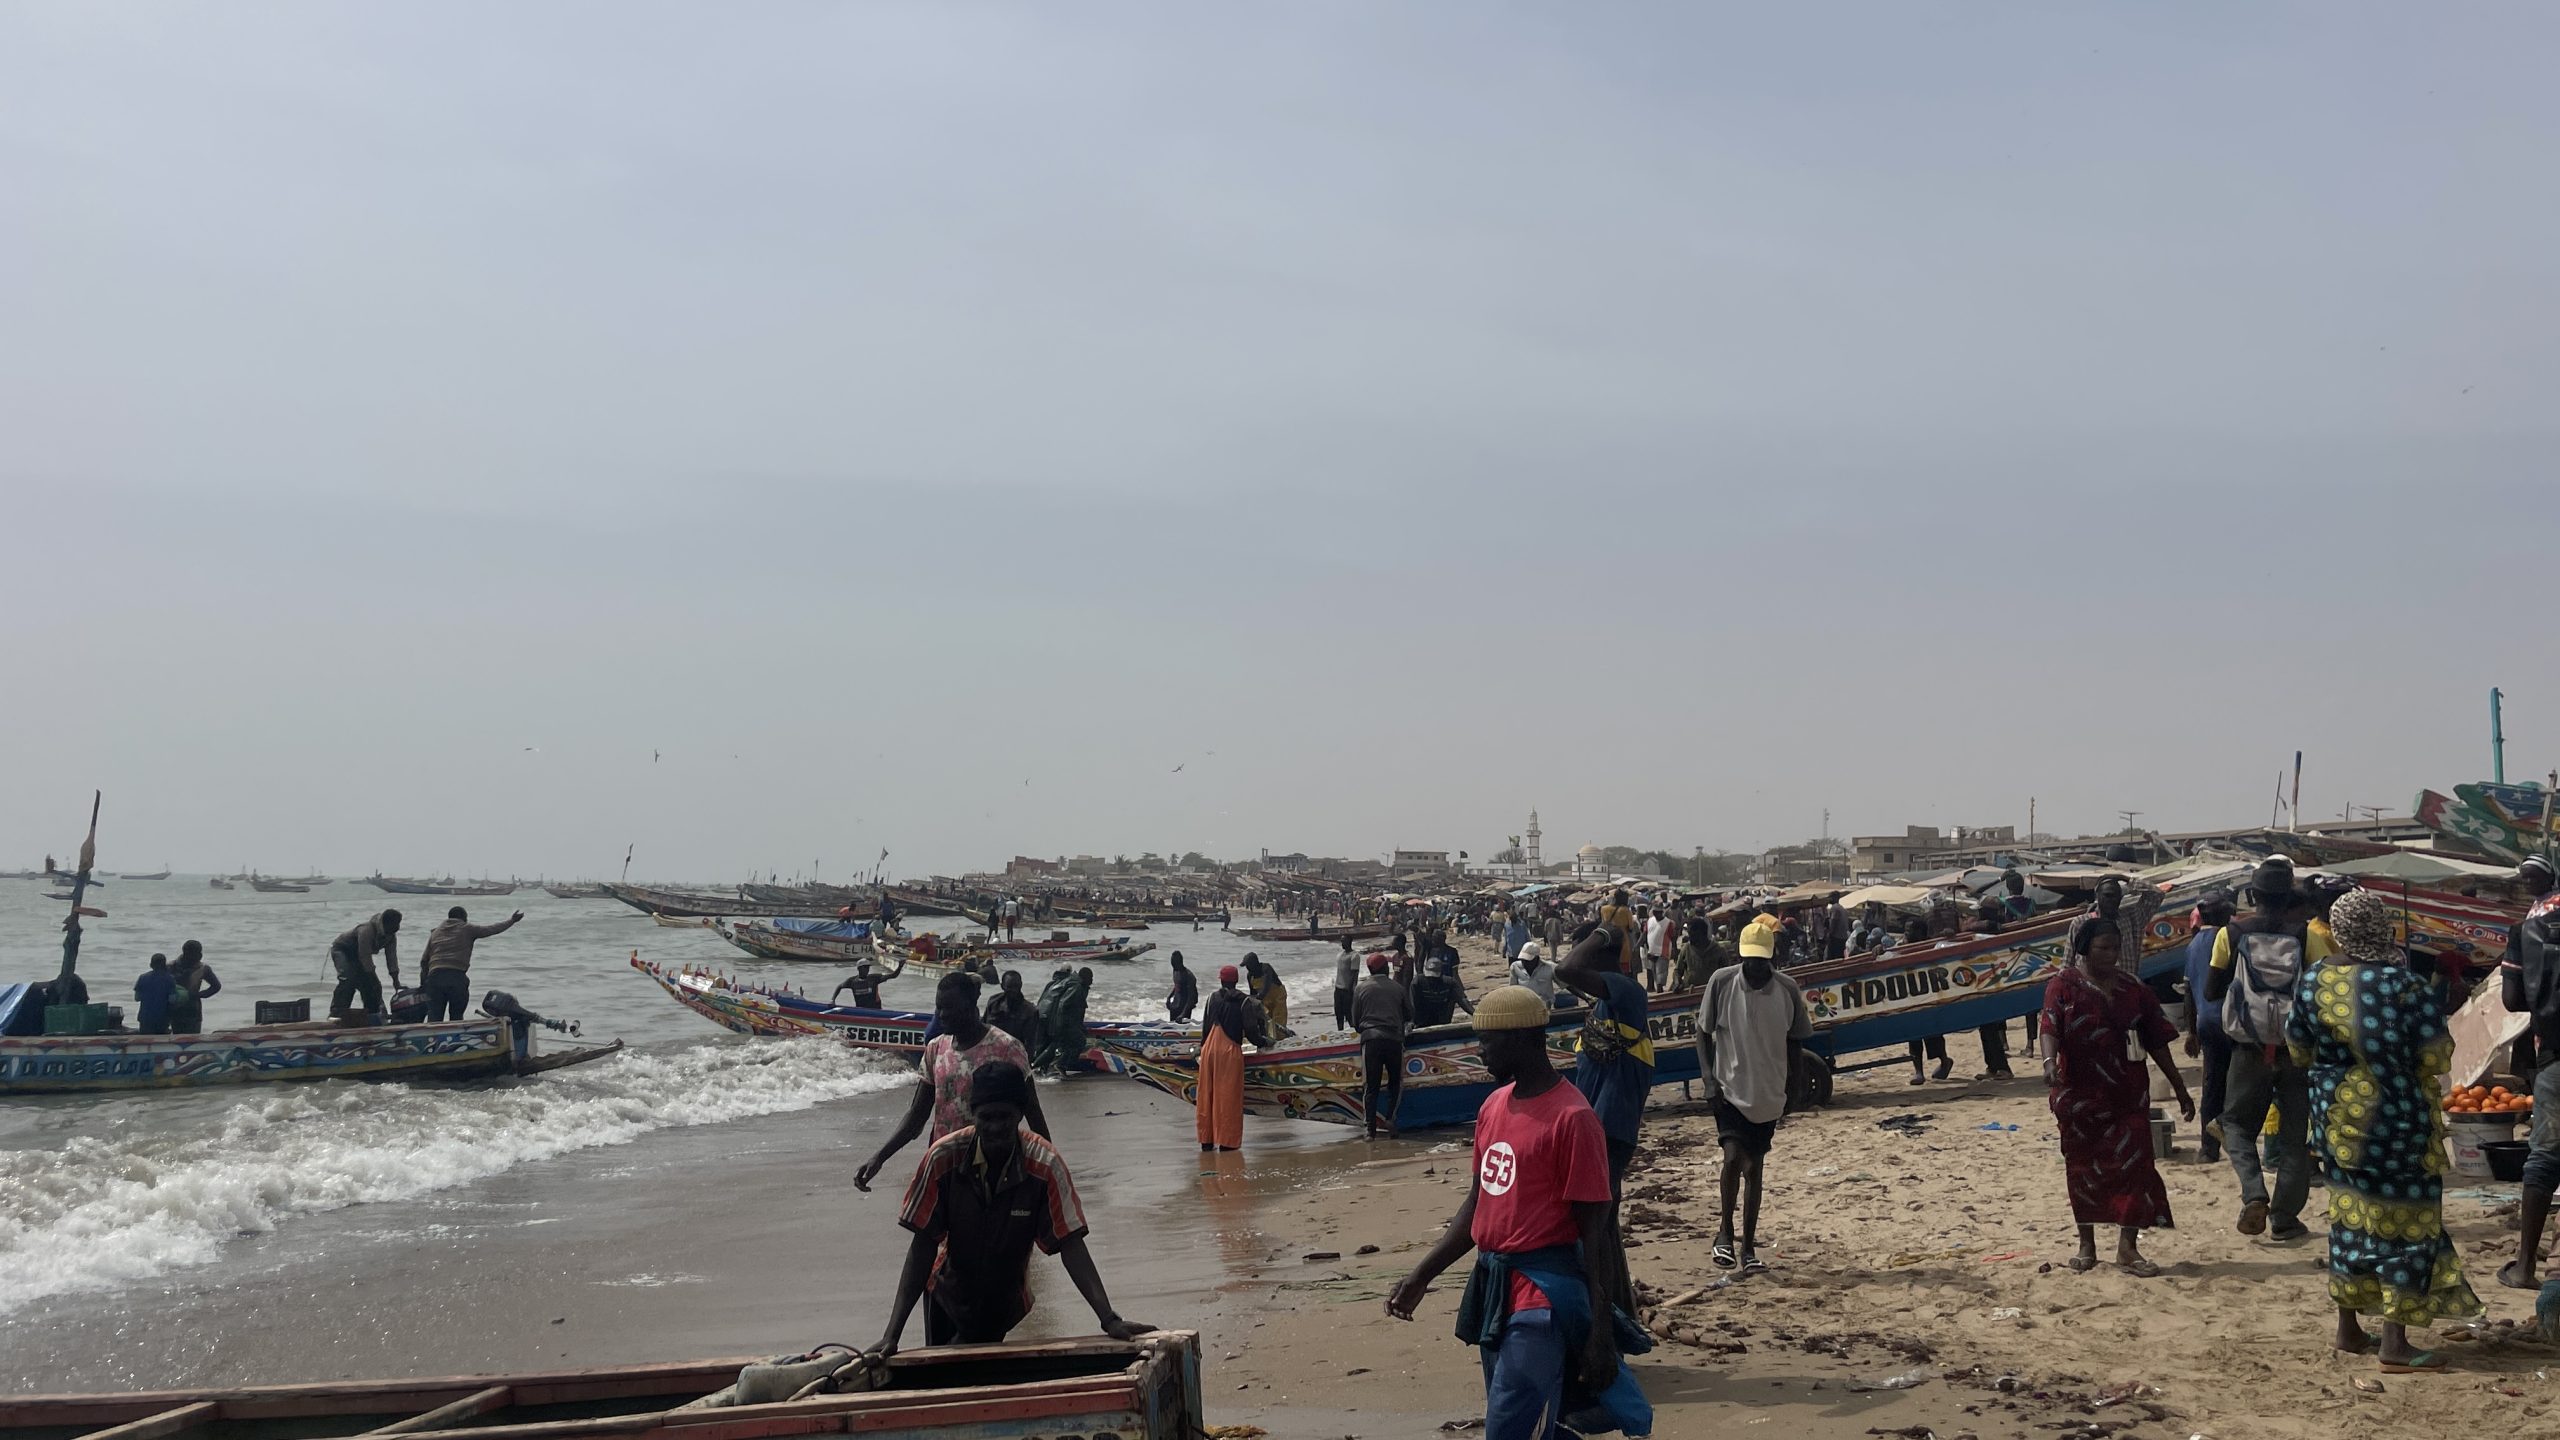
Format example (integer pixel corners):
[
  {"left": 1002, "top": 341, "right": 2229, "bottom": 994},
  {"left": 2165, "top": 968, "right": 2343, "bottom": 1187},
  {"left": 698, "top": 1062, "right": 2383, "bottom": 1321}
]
[
  {"left": 0, "top": 1333, "right": 1204, "bottom": 1440},
  {"left": 1095, "top": 865, "right": 2233, "bottom": 1129},
  {"left": 651, "top": 913, "right": 719, "bottom": 929},
  {"left": 544, "top": 882, "right": 613, "bottom": 900},
  {"left": 207, "top": 877, "right": 235, "bottom": 891},
  {"left": 122, "top": 868, "right": 171, "bottom": 881},
  {"left": 248, "top": 876, "right": 310, "bottom": 893},
  {"left": 362, "top": 875, "right": 518, "bottom": 896},
  {"left": 1231, "top": 921, "right": 1388, "bottom": 942},
  {"left": 718, "top": 917, "right": 876, "bottom": 962},
  {"left": 630, "top": 956, "right": 1186, "bottom": 1065},
  {"left": 608, "top": 883, "right": 819, "bottom": 918},
  {"left": 0, "top": 1010, "right": 622, "bottom": 1095},
  {"left": 874, "top": 933, "right": 1157, "bottom": 974},
  {"left": 287, "top": 873, "right": 334, "bottom": 886}
]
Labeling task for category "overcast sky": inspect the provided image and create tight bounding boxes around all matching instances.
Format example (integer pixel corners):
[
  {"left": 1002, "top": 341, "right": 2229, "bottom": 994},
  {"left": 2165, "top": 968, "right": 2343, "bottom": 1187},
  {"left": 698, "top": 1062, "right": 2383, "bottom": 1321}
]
[{"left": 3, "top": 4, "right": 2555, "bottom": 881}]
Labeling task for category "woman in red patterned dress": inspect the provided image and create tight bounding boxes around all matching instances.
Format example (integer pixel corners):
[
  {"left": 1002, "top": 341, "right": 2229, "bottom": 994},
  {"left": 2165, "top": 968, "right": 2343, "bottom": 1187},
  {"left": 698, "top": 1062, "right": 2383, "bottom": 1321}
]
[{"left": 2040, "top": 923, "right": 2197, "bottom": 1277}]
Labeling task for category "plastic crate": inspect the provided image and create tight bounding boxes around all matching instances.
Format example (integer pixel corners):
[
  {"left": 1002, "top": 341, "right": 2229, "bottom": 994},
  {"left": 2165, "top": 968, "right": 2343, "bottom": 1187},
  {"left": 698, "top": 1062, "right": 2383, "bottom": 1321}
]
[
  {"left": 43, "top": 1003, "right": 114, "bottom": 1036},
  {"left": 255, "top": 998, "right": 311, "bottom": 1024}
]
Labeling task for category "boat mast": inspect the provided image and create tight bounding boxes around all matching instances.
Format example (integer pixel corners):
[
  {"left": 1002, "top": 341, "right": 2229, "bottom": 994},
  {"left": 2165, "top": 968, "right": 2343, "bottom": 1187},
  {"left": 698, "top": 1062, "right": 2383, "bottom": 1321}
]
[{"left": 58, "top": 791, "right": 101, "bottom": 991}]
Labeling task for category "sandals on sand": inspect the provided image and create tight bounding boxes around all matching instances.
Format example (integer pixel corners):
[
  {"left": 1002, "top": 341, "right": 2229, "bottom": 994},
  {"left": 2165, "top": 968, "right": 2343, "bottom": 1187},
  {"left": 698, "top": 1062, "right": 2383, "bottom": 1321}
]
[
  {"left": 2068, "top": 1254, "right": 2099, "bottom": 1273},
  {"left": 1741, "top": 1253, "right": 1769, "bottom": 1276},
  {"left": 2117, "top": 1258, "right": 2163, "bottom": 1279},
  {"left": 1712, "top": 1241, "right": 1738, "bottom": 1270},
  {"left": 2380, "top": 1352, "right": 2448, "bottom": 1374}
]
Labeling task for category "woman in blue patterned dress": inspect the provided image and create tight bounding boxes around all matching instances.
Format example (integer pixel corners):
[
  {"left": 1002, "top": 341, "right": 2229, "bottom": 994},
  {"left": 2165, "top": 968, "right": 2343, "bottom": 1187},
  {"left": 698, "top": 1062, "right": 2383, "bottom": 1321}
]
[{"left": 2286, "top": 888, "right": 2482, "bottom": 1372}]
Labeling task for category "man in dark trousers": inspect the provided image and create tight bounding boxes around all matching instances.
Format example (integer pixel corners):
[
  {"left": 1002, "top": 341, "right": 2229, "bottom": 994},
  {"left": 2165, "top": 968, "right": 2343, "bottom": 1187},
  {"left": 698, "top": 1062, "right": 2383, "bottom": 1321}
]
[
  {"left": 2497, "top": 855, "right": 2560, "bottom": 1291},
  {"left": 1352, "top": 951, "right": 1414, "bottom": 1139},
  {"left": 872, "top": 1061, "right": 1150, "bottom": 1352},
  {"left": 2181, "top": 888, "right": 2238, "bottom": 1162},
  {"left": 329, "top": 910, "right": 403, "bottom": 1024},
  {"left": 418, "top": 907, "right": 525, "bottom": 1023},
  {"left": 2205, "top": 857, "right": 2330, "bottom": 1244}
]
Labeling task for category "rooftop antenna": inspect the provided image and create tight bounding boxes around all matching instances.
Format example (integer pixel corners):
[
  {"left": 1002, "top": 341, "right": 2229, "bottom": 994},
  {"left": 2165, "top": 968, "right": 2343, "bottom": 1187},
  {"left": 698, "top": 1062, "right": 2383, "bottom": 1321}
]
[
  {"left": 2492, "top": 687, "right": 2507, "bottom": 784},
  {"left": 2116, "top": 810, "right": 2143, "bottom": 834}
]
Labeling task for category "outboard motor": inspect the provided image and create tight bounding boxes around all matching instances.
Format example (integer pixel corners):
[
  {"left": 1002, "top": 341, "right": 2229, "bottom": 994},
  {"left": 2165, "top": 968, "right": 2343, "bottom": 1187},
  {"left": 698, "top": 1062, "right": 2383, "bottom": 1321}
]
[{"left": 479, "top": 989, "right": 579, "bottom": 1037}]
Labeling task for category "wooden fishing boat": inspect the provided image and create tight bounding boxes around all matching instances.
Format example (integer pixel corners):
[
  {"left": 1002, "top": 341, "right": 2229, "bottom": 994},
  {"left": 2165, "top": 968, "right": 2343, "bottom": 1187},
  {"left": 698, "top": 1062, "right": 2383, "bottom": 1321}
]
[
  {"left": 1095, "top": 868, "right": 2229, "bottom": 1129},
  {"left": 248, "top": 877, "right": 310, "bottom": 893},
  {"left": 651, "top": 913, "right": 719, "bottom": 929},
  {"left": 0, "top": 1333, "right": 1204, "bottom": 1440},
  {"left": 207, "top": 877, "right": 235, "bottom": 890},
  {"left": 1231, "top": 921, "right": 1388, "bottom": 942},
  {"left": 0, "top": 1015, "right": 623, "bottom": 1095},
  {"left": 545, "top": 882, "right": 613, "bottom": 900},
  {"left": 630, "top": 956, "right": 1186, "bottom": 1063},
  {"left": 123, "top": 868, "right": 171, "bottom": 881},
  {"left": 608, "top": 883, "right": 820, "bottom": 918},
  {"left": 362, "top": 875, "right": 518, "bottom": 896},
  {"left": 717, "top": 917, "right": 876, "bottom": 962},
  {"left": 871, "top": 934, "right": 1157, "bottom": 975}
]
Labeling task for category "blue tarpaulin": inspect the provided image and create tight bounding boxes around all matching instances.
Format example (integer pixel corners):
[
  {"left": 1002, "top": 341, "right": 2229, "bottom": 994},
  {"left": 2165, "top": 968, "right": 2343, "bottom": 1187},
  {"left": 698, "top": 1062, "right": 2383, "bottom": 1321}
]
[{"left": 768, "top": 918, "right": 871, "bottom": 940}]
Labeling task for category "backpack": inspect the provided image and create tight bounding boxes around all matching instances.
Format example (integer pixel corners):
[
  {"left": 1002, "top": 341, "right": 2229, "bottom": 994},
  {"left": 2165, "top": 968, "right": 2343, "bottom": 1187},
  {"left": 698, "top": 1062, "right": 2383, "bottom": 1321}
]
[
  {"left": 2520, "top": 894, "right": 2560, "bottom": 1041},
  {"left": 2219, "top": 914, "right": 2308, "bottom": 1043}
]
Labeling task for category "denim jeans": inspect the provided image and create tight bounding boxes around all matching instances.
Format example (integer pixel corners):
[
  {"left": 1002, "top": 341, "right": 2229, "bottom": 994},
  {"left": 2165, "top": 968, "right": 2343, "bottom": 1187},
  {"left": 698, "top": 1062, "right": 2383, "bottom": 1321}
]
[
  {"left": 2223, "top": 1044, "right": 2310, "bottom": 1229},
  {"left": 1479, "top": 1308, "right": 1568, "bottom": 1440},
  {"left": 2524, "top": 1057, "right": 2560, "bottom": 1197},
  {"left": 2195, "top": 1030, "right": 2234, "bottom": 1158}
]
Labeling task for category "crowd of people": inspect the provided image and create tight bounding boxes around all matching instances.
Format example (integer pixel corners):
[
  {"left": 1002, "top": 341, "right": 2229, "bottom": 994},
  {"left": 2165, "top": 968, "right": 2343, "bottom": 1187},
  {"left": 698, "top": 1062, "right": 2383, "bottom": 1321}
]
[{"left": 826, "top": 854, "right": 2560, "bottom": 1437}]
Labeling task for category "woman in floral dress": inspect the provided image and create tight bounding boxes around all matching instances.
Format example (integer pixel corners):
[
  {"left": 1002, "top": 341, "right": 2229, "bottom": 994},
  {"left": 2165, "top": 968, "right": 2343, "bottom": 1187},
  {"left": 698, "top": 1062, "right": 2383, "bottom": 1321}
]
[
  {"left": 2041, "top": 923, "right": 2196, "bottom": 1276},
  {"left": 2287, "top": 888, "right": 2482, "bottom": 1372}
]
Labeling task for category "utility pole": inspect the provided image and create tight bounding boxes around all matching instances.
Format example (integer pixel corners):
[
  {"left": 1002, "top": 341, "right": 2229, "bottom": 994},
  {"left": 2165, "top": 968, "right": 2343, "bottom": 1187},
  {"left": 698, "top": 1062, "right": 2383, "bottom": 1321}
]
[
  {"left": 2028, "top": 796, "right": 2036, "bottom": 843},
  {"left": 2117, "top": 809, "right": 2143, "bottom": 836}
]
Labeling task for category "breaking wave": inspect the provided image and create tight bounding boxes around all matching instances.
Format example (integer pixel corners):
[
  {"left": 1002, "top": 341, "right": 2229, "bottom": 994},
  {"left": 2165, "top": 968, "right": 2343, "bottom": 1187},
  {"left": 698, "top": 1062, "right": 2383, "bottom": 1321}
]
[{"left": 0, "top": 1040, "right": 906, "bottom": 1314}]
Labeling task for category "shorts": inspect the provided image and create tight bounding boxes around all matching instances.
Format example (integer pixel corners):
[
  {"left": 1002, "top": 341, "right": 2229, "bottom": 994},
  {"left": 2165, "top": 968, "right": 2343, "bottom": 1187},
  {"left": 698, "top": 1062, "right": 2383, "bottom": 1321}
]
[{"left": 1712, "top": 1097, "right": 1778, "bottom": 1158}]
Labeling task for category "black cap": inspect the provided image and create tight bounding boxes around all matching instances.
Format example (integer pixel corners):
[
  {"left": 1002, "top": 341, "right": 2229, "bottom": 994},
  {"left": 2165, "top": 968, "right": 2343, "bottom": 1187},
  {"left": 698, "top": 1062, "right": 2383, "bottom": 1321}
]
[
  {"left": 968, "top": 1060, "right": 1032, "bottom": 1112},
  {"left": 2250, "top": 858, "right": 2295, "bottom": 899}
]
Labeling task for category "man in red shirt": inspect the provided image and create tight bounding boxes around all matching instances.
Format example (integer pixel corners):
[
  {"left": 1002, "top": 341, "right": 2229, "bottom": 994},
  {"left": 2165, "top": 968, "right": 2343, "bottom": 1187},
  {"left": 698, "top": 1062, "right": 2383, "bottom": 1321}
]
[{"left": 1386, "top": 987, "right": 1645, "bottom": 1440}]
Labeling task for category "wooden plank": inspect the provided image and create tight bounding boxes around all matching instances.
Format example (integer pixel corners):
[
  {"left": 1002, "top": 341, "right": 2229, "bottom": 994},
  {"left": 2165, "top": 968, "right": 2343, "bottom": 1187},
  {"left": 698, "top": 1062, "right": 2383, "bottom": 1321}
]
[
  {"left": 0, "top": 1361, "right": 759, "bottom": 1430},
  {"left": 75, "top": 1402, "right": 217, "bottom": 1440},
  {"left": 365, "top": 1387, "right": 513, "bottom": 1435},
  {"left": 418, "top": 1378, "right": 1136, "bottom": 1440}
]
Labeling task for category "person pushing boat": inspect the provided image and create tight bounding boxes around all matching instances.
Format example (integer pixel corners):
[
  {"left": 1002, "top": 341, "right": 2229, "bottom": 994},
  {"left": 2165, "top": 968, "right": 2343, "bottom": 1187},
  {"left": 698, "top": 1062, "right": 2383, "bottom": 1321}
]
[{"left": 871, "top": 1061, "right": 1152, "bottom": 1354}]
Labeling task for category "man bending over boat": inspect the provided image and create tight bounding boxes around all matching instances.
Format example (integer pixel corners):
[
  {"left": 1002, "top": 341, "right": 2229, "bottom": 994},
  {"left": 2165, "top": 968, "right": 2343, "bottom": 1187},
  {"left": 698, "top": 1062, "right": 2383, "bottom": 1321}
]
[
  {"left": 328, "top": 910, "right": 403, "bottom": 1025},
  {"left": 873, "top": 1061, "right": 1152, "bottom": 1352},
  {"left": 853, "top": 972, "right": 1048, "bottom": 1192}
]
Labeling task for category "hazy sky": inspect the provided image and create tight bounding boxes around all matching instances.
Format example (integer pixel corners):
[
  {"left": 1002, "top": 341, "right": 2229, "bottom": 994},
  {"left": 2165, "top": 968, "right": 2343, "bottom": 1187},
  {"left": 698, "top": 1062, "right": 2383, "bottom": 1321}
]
[{"left": 4, "top": 4, "right": 2556, "bottom": 880}]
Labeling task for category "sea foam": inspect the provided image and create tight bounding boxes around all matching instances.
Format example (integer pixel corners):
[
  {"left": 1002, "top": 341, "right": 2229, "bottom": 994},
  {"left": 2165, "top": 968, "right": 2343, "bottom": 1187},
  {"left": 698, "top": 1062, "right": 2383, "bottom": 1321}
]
[{"left": 0, "top": 1040, "right": 905, "bottom": 1314}]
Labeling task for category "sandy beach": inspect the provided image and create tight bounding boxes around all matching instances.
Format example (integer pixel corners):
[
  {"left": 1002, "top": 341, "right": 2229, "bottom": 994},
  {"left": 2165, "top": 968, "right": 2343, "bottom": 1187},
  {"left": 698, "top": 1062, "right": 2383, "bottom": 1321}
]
[{"left": 1196, "top": 933, "right": 2560, "bottom": 1440}]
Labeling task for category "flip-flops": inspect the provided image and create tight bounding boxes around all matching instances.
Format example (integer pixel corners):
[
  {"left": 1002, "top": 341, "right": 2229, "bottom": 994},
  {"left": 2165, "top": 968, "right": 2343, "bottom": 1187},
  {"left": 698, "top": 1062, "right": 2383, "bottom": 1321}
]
[
  {"left": 2379, "top": 1351, "right": 2447, "bottom": 1374},
  {"left": 2067, "top": 1254, "right": 2099, "bottom": 1273},
  {"left": 1740, "top": 1253, "right": 1769, "bottom": 1276},
  {"left": 2117, "top": 1257, "right": 2163, "bottom": 1279},
  {"left": 1712, "top": 1241, "right": 1738, "bottom": 1270}
]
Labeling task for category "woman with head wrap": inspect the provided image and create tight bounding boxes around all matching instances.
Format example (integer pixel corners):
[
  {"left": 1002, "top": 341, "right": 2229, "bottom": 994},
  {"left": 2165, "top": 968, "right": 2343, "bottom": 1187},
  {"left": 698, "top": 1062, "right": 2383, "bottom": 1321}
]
[
  {"left": 2286, "top": 887, "right": 2482, "bottom": 1371},
  {"left": 2039, "top": 918, "right": 2195, "bottom": 1277},
  {"left": 1195, "top": 964, "right": 1268, "bottom": 1152}
]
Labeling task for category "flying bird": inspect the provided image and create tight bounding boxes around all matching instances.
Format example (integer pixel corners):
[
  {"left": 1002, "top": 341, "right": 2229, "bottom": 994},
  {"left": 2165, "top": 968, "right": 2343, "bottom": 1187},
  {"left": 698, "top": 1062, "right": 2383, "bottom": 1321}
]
[{"left": 1171, "top": 764, "right": 1184, "bottom": 774}]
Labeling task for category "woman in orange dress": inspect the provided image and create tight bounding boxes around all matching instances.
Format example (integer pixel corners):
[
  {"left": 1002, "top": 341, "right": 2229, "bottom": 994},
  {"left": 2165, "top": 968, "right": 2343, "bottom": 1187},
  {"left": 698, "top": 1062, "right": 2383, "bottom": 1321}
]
[{"left": 1195, "top": 965, "right": 1267, "bottom": 1151}]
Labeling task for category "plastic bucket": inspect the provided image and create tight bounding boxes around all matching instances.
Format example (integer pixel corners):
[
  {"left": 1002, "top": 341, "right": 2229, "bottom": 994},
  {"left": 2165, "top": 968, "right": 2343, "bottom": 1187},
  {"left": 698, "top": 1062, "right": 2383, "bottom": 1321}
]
[{"left": 2449, "top": 1114, "right": 2520, "bottom": 1178}]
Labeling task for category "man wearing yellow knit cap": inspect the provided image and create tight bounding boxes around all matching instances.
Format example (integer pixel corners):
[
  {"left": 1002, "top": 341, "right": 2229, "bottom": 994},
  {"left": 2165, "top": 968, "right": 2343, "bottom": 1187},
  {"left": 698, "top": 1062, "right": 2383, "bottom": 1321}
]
[{"left": 1386, "top": 987, "right": 1651, "bottom": 1439}]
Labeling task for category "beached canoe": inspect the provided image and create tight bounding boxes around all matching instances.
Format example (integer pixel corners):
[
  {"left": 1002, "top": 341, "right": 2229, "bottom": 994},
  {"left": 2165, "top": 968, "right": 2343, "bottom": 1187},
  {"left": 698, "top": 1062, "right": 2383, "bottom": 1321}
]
[
  {"left": 1094, "top": 869, "right": 2227, "bottom": 1129},
  {"left": 1230, "top": 921, "right": 1388, "bottom": 942},
  {"left": 630, "top": 956, "right": 1188, "bottom": 1064},
  {"left": 0, "top": 1333, "right": 1205, "bottom": 1440},
  {"left": 0, "top": 1015, "right": 623, "bottom": 1095}
]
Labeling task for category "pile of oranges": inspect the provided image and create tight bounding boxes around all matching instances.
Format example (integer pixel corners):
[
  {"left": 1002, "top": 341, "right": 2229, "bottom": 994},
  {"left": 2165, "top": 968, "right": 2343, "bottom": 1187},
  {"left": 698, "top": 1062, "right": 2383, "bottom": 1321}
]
[{"left": 2444, "top": 1084, "right": 2534, "bottom": 1116}]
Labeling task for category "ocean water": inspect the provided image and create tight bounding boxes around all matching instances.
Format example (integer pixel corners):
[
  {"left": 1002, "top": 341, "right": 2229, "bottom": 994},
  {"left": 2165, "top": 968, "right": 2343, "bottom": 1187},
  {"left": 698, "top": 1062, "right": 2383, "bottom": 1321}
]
[{"left": 0, "top": 880, "right": 1349, "bottom": 1322}]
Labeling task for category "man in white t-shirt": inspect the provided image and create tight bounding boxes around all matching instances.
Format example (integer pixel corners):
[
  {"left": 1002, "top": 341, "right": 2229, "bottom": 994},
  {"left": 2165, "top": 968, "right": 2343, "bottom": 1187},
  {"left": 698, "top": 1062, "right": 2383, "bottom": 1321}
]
[{"left": 1694, "top": 918, "right": 1811, "bottom": 1275}]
